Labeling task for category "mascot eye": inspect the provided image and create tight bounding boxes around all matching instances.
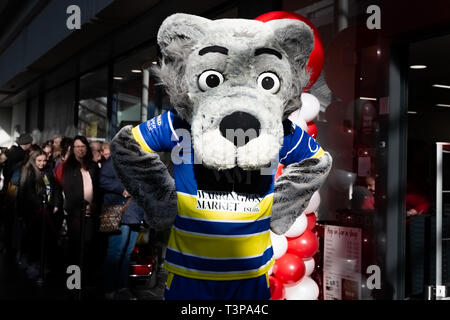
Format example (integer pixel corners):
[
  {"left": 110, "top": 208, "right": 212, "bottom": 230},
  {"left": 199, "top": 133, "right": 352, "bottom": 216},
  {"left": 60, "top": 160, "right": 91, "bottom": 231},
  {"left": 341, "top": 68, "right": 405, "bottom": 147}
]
[
  {"left": 257, "top": 72, "right": 280, "bottom": 94},
  {"left": 198, "top": 70, "right": 224, "bottom": 91}
]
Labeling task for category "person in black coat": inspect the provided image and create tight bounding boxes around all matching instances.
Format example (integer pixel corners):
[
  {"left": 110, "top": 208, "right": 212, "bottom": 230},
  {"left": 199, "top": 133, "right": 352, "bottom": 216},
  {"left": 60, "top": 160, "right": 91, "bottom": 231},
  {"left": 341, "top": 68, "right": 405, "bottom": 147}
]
[
  {"left": 1, "top": 133, "right": 33, "bottom": 262},
  {"left": 57, "top": 136, "right": 101, "bottom": 292},
  {"left": 1, "top": 133, "right": 33, "bottom": 196},
  {"left": 17, "top": 148, "right": 63, "bottom": 280},
  {"left": 100, "top": 157, "right": 144, "bottom": 300}
]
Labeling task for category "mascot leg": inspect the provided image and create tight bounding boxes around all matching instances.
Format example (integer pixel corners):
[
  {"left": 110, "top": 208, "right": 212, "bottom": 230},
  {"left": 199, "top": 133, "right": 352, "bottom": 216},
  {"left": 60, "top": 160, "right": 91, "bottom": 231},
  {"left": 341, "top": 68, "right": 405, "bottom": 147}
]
[{"left": 164, "top": 273, "right": 271, "bottom": 300}]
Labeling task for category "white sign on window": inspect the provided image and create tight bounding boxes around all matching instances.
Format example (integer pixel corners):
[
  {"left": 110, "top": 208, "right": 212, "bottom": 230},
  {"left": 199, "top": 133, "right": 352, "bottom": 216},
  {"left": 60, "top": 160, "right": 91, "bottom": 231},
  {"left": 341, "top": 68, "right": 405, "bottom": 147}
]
[{"left": 323, "top": 225, "right": 362, "bottom": 300}]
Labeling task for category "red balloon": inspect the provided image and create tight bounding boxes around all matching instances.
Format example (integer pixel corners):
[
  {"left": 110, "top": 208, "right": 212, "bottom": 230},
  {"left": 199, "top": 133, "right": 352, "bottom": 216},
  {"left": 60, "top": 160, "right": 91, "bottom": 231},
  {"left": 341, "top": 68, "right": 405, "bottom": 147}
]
[
  {"left": 255, "top": 11, "right": 324, "bottom": 91},
  {"left": 269, "top": 276, "right": 285, "bottom": 300},
  {"left": 306, "top": 213, "right": 317, "bottom": 230},
  {"left": 306, "top": 121, "right": 317, "bottom": 139},
  {"left": 287, "top": 229, "right": 319, "bottom": 259},
  {"left": 273, "top": 253, "right": 306, "bottom": 285}
]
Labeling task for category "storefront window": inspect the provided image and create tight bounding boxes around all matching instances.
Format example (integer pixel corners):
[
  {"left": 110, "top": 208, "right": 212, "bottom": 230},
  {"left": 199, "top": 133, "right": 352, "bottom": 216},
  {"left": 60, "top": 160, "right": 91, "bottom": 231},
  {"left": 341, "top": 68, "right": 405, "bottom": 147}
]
[
  {"left": 277, "top": 0, "right": 394, "bottom": 300},
  {"left": 406, "top": 34, "right": 450, "bottom": 298},
  {"left": 44, "top": 80, "right": 78, "bottom": 139},
  {"left": 78, "top": 67, "right": 108, "bottom": 139},
  {"left": 110, "top": 45, "right": 160, "bottom": 138}
]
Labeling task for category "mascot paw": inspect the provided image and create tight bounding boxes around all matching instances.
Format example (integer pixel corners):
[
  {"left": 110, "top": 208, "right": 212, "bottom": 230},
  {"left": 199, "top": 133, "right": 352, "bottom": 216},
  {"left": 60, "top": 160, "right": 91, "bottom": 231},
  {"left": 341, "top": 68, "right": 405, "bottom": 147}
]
[{"left": 271, "top": 152, "right": 332, "bottom": 235}]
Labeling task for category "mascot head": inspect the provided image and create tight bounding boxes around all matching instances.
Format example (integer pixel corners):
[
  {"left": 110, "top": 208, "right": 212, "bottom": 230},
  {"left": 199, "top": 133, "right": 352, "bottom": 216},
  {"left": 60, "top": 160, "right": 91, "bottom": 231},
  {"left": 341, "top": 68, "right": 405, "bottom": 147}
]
[{"left": 154, "top": 13, "right": 314, "bottom": 170}]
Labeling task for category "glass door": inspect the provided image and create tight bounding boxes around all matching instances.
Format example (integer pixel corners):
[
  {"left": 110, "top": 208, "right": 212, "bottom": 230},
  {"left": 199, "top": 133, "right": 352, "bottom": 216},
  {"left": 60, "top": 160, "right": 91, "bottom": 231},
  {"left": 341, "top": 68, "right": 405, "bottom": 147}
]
[{"left": 406, "top": 34, "right": 450, "bottom": 300}]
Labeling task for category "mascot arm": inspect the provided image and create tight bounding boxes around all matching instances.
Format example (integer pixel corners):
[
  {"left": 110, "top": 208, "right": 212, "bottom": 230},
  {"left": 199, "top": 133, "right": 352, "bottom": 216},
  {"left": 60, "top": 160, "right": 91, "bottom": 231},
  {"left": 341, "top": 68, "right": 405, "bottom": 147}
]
[
  {"left": 271, "top": 126, "right": 332, "bottom": 235},
  {"left": 111, "top": 121, "right": 178, "bottom": 231}
]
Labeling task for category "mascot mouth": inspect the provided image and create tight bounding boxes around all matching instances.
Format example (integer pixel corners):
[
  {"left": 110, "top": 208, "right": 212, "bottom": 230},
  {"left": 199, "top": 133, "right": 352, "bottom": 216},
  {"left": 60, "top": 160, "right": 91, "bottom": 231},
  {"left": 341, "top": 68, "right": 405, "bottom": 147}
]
[
  {"left": 192, "top": 114, "right": 282, "bottom": 171},
  {"left": 219, "top": 111, "right": 261, "bottom": 146},
  {"left": 190, "top": 96, "right": 284, "bottom": 171}
]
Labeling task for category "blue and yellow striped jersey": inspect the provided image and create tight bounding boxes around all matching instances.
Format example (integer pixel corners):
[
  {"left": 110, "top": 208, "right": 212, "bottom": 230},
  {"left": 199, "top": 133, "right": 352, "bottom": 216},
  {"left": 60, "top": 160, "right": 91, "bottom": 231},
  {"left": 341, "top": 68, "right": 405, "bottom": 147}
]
[{"left": 132, "top": 110, "right": 323, "bottom": 281}]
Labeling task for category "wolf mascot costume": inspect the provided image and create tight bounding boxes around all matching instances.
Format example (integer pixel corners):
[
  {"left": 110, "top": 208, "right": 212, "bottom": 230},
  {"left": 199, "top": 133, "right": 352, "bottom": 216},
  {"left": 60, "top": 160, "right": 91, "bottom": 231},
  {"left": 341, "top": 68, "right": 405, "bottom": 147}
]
[{"left": 111, "top": 13, "right": 332, "bottom": 300}]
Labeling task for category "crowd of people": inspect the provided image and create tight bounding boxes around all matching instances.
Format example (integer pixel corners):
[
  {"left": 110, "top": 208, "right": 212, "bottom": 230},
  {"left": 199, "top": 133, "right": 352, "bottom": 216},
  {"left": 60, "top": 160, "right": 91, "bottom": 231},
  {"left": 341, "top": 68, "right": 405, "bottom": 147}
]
[{"left": 0, "top": 132, "right": 145, "bottom": 300}]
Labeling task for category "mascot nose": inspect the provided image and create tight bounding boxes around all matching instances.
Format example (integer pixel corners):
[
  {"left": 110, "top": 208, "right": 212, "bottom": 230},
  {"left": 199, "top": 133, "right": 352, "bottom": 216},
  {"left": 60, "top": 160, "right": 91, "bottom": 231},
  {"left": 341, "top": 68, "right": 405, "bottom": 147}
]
[{"left": 219, "top": 112, "right": 261, "bottom": 147}]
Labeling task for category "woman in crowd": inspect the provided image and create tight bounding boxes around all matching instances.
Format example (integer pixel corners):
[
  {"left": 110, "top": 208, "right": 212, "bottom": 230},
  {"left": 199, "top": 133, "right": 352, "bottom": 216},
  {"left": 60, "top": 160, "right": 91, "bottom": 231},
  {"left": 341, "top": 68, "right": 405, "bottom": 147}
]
[
  {"left": 100, "top": 156, "right": 144, "bottom": 300},
  {"left": 53, "top": 136, "right": 73, "bottom": 171},
  {"left": 56, "top": 135, "right": 101, "bottom": 291},
  {"left": 54, "top": 137, "right": 73, "bottom": 176},
  {"left": 101, "top": 142, "right": 111, "bottom": 160},
  {"left": 1, "top": 134, "right": 34, "bottom": 264},
  {"left": 41, "top": 141, "right": 54, "bottom": 170},
  {"left": 17, "top": 149, "right": 62, "bottom": 281},
  {"left": 90, "top": 141, "right": 104, "bottom": 168},
  {"left": 52, "top": 136, "right": 62, "bottom": 161}
]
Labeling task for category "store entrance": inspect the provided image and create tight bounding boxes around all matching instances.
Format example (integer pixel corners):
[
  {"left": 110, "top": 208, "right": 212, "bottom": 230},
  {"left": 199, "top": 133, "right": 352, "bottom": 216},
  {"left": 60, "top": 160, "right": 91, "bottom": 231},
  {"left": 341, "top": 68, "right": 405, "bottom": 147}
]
[{"left": 405, "top": 33, "right": 450, "bottom": 299}]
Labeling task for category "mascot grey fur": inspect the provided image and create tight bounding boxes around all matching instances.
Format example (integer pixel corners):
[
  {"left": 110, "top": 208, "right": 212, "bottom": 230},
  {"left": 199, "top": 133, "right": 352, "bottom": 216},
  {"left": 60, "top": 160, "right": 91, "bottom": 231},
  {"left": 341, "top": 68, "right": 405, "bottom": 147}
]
[{"left": 111, "top": 13, "right": 332, "bottom": 300}]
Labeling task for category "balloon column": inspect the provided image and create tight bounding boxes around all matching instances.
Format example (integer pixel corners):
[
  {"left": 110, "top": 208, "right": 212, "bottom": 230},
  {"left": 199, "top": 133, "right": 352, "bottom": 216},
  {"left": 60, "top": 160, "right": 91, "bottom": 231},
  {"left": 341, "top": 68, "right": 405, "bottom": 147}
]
[
  {"left": 268, "top": 192, "right": 321, "bottom": 300},
  {"left": 256, "top": 11, "right": 324, "bottom": 300}
]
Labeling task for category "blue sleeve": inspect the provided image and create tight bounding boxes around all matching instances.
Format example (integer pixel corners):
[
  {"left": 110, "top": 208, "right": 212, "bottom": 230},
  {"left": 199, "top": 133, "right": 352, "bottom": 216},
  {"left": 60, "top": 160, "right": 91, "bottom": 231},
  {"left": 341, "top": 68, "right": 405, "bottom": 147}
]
[
  {"left": 279, "top": 120, "right": 324, "bottom": 166},
  {"left": 131, "top": 111, "right": 177, "bottom": 153}
]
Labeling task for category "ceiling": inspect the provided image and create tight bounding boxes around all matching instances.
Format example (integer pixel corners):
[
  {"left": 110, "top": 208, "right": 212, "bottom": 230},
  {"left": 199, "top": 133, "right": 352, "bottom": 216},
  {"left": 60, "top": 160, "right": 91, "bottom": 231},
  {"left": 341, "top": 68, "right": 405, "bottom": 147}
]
[
  {"left": 0, "top": 0, "right": 236, "bottom": 108},
  {"left": 409, "top": 34, "right": 450, "bottom": 114},
  {"left": 0, "top": 1, "right": 34, "bottom": 44}
]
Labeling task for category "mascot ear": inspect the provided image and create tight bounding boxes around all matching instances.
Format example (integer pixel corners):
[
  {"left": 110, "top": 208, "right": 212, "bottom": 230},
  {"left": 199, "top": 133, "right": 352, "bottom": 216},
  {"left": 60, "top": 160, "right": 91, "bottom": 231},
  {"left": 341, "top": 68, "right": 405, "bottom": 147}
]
[
  {"left": 157, "top": 13, "right": 209, "bottom": 57},
  {"left": 266, "top": 19, "right": 315, "bottom": 70}
]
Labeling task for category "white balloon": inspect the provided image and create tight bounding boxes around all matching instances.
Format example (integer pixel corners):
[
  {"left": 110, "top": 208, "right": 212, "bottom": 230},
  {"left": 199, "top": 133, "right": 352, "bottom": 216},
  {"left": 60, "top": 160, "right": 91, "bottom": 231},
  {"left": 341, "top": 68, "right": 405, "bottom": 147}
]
[
  {"left": 304, "top": 191, "right": 321, "bottom": 214},
  {"left": 288, "top": 109, "right": 308, "bottom": 131},
  {"left": 300, "top": 93, "right": 320, "bottom": 122},
  {"left": 284, "top": 276, "right": 319, "bottom": 300},
  {"left": 304, "top": 258, "right": 315, "bottom": 277},
  {"left": 284, "top": 213, "right": 308, "bottom": 238},
  {"left": 270, "top": 230, "right": 288, "bottom": 259}
]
